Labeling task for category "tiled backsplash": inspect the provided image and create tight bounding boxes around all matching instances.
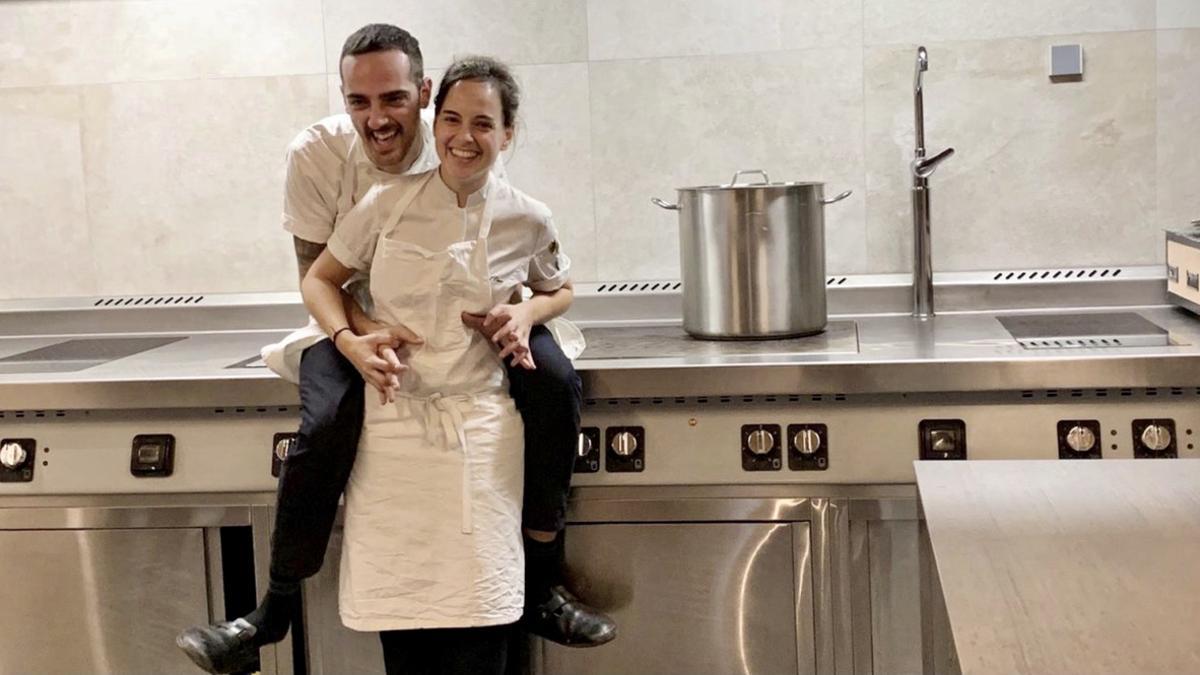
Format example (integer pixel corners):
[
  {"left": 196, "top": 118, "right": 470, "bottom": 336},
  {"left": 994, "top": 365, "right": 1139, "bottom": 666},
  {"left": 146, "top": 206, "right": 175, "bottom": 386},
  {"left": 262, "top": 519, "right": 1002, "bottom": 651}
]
[{"left": 0, "top": 0, "right": 1196, "bottom": 298}]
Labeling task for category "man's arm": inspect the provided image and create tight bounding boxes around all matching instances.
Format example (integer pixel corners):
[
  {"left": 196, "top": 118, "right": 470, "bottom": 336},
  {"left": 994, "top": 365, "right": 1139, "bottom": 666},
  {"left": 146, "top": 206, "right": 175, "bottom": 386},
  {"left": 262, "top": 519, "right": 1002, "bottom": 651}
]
[
  {"left": 294, "top": 235, "right": 377, "bottom": 333},
  {"left": 293, "top": 236, "right": 326, "bottom": 284}
]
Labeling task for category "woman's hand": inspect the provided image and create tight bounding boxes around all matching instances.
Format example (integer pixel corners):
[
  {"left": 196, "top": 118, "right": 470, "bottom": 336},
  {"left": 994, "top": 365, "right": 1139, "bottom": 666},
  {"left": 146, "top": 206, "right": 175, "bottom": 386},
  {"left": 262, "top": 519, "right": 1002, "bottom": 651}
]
[
  {"left": 334, "top": 331, "right": 407, "bottom": 403},
  {"left": 461, "top": 304, "right": 536, "bottom": 370}
]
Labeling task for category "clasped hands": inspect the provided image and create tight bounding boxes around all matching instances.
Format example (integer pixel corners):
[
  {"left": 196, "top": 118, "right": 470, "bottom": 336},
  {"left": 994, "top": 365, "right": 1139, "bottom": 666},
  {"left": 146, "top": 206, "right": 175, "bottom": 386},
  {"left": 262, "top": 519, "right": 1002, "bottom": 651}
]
[{"left": 337, "top": 303, "right": 537, "bottom": 404}]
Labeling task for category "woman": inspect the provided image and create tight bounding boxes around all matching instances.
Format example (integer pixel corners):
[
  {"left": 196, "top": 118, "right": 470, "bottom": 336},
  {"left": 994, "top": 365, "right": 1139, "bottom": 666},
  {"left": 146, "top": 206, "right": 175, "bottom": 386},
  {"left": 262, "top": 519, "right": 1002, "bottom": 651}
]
[{"left": 301, "top": 55, "right": 573, "bottom": 673}]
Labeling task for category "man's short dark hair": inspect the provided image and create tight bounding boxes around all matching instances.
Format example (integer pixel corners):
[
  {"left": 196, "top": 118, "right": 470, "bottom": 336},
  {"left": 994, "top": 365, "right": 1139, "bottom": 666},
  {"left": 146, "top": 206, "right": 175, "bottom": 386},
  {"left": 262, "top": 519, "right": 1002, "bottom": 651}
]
[{"left": 340, "top": 24, "right": 424, "bottom": 84}]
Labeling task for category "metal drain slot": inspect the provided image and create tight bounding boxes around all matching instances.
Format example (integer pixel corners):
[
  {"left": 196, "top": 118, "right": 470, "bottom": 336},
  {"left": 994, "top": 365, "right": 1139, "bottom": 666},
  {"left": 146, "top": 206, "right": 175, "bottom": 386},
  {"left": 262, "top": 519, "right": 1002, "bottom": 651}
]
[{"left": 998, "top": 313, "right": 1169, "bottom": 350}]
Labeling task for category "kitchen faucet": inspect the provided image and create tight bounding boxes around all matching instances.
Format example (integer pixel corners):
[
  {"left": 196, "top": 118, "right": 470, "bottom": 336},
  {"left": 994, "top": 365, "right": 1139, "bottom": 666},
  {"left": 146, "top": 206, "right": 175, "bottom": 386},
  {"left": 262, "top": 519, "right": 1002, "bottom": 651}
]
[{"left": 911, "top": 46, "right": 955, "bottom": 319}]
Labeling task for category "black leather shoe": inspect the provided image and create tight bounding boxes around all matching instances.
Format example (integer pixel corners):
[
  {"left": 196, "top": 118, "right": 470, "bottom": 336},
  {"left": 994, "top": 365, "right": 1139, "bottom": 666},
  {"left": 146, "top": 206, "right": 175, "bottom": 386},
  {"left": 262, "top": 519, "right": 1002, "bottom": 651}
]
[
  {"left": 525, "top": 585, "right": 617, "bottom": 648},
  {"left": 176, "top": 618, "right": 260, "bottom": 674}
]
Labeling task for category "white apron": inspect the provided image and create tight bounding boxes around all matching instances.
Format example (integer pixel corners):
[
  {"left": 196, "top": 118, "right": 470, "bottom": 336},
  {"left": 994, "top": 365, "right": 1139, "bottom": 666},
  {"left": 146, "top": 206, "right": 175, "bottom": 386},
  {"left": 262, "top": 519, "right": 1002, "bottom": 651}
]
[
  {"left": 338, "top": 171, "right": 525, "bottom": 631},
  {"left": 260, "top": 133, "right": 587, "bottom": 382}
]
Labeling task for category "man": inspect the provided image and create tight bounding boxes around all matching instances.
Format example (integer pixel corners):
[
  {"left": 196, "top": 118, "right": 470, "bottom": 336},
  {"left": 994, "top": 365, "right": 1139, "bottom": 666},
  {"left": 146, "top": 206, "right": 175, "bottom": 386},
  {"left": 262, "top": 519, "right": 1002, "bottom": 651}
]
[{"left": 177, "top": 23, "right": 614, "bottom": 675}]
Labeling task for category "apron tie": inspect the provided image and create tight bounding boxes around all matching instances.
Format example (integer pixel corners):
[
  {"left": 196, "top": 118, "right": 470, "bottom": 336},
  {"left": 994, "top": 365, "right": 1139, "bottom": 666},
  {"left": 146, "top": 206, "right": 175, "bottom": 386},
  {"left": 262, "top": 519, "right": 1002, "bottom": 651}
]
[{"left": 421, "top": 393, "right": 475, "bottom": 534}]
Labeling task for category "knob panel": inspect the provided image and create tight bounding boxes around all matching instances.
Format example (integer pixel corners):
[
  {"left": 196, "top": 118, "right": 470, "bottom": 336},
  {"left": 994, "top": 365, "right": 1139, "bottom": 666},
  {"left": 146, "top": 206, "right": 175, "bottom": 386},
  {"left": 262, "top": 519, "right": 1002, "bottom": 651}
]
[
  {"left": 1056, "top": 420, "right": 1101, "bottom": 460},
  {"left": 0, "top": 438, "right": 36, "bottom": 483},
  {"left": 604, "top": 426, "right": 644, "bottom": 473},
  {"left": 574, "top": 427, "right": 601, "bottom": 474},
  {"left": 788, "top": 424, "right": 829, "bottom": 471},
  {"left": 919, "top": 419, "right": 967, "bottom": 461},
  {"left": 271, "top": 432, "right": 298, "bottom": 478},
  {"left": 741, "top": 424, "right": 781, "bottom": 472},
  {"left": 130, "top": 434, "right": 174, "bottom": 477},
  {"left": 1132, "top": 419, "right": 1177, "bottom": 458}
]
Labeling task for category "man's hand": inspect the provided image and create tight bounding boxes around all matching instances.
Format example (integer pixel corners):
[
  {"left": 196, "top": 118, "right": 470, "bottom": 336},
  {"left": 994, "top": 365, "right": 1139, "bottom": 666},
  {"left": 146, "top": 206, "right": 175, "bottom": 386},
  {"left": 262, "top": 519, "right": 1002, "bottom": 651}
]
[
  {"left": 462, "top": 304, "right": 536, "bottom": 370},
  {"left": 361, "top": 320, "right": 425, "bottom": 351}
]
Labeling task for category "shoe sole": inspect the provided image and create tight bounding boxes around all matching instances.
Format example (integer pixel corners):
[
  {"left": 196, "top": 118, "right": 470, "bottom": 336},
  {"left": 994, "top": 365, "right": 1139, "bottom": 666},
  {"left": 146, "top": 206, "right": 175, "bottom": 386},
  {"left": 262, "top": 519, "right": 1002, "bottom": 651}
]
[
  {"left": 176, "top": 632, "right": 219, "bottom": 674},
  {"left": 176, "top": 631, "right": 257, "bottom": 674},
  {"left": 534, "top": 625, "right": 618, "bottom": 649}
]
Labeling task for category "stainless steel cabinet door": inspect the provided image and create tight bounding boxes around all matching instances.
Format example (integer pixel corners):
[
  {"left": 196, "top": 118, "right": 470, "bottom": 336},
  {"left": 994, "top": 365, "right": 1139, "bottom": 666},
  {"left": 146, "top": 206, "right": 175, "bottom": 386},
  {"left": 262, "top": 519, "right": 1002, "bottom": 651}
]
[
  {"left": 0, "top": 528, "right": 209, "bottom": 675},
  {"left": 541, "top": 522, "right": 813, "bottom": 675}
]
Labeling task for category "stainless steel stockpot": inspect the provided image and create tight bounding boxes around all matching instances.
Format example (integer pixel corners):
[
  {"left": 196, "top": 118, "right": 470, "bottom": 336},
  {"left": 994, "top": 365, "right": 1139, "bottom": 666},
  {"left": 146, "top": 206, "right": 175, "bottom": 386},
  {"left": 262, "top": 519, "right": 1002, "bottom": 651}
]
[{"left": 652, "top": 169, "right": 851, "bottom": 340}]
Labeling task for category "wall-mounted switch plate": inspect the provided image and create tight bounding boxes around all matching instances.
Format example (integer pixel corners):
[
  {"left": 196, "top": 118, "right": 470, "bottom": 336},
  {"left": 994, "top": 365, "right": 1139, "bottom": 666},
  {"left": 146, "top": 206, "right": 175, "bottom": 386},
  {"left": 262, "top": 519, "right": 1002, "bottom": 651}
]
[{"left": 1050, "top": 44, "right": 1083, "bottom": 82}]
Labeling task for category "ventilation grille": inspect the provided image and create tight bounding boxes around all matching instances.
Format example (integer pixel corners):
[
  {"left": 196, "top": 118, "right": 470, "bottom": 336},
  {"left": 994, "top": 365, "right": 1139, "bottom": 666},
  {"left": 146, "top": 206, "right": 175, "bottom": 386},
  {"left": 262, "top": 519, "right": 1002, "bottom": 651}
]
[
  {"left": 992, "top": 267, "right": 1123, "bottom": 282},
  {"left": 1019, "top": 338, "right": 1125, "bottom": 349},
  {"left": 212, "top": 406, "right": 299, "bottom": 416},
  {"left": 92, "top": 295, "right": 206, "bottom": 307},
  {"left": 0, "top": 410, "right": 70, "bottom": 419},
  {"left": 595, "top": 282, "right": 681, "bottom": 293},
  {"left": 594, "top": 278, "right": 851, "bottom": 293},
  {"left": 1018, "top": 387, "right": 1196, "bottom": 400},
  {"left": 584, "top": 393, "right": 849, "bottom": 408}
]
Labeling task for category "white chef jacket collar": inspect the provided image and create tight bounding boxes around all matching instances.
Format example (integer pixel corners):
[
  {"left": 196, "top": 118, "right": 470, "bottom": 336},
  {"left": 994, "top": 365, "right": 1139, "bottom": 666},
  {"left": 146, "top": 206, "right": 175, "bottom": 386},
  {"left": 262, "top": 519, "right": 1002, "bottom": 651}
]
[{"left": 431, "top": 167, "right": 494, "bottom": 209}]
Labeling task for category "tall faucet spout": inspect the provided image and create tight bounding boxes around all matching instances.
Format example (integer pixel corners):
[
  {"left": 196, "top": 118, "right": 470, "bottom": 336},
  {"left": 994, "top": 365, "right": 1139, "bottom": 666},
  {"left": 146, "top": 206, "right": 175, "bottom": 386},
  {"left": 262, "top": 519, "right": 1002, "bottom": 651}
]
[
  {"left": 914, "top": 46, "right": 928, "bottom": 156},
  {"left": 911, "top": 45, "right": 950, "bottom": 320}
]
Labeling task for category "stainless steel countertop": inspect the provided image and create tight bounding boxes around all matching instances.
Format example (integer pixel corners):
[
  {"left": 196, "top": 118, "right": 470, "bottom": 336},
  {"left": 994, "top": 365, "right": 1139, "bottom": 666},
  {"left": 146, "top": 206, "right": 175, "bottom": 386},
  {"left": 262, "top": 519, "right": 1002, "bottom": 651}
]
[
  {"left": 2, "top": 302, "right": 1200, "bottom": 409},
  {"left": 917, "top": 459, "right": 1200, "bottom": 674}
]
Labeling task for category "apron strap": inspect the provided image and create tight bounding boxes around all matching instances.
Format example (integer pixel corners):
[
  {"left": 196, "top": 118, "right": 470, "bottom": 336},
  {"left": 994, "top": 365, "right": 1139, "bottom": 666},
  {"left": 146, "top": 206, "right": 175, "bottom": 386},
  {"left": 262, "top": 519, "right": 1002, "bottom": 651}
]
[
  {"left": 422, "top": 394, "right": 475, "bottom": 535},
  {"left": 380, "top": 170, "right": 437, "bottom": 240}
]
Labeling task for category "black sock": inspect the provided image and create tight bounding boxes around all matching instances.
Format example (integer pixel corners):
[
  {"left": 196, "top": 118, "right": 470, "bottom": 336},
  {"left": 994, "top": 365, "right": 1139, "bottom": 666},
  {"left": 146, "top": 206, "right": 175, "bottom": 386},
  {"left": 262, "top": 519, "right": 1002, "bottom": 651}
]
[
  {"left": 524, "top": 534, "right": 565, "bottom": 607},
  {"left": 243, "top": 578, "right": 300, "bottom": 646}
]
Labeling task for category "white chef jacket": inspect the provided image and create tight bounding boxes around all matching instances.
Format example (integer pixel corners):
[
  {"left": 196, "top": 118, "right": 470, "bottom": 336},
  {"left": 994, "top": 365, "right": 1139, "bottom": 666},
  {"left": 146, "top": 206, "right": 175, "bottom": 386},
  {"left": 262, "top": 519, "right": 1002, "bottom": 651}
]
[
  {"left": 262, "top": 113, "right": 579, "bottom": 383},
  {"left": 282, "top": 113, "right": 439, "bottom": 245},
  {"left": 327, "top": 169, "right": 572, "bottom": 307}
]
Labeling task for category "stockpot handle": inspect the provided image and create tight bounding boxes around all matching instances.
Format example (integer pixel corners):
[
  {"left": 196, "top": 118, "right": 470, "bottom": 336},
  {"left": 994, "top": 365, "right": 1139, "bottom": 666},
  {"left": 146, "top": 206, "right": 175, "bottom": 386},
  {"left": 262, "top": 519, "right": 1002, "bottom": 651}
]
[
  {"left": 821, "top": 189, "right": 853, "bottom": 205},
  {"left": 651, "top": 197, "right": 680, "bottom": 211},
  {"left": 730, "top": 169, "right": 770, "bottom": 185}
]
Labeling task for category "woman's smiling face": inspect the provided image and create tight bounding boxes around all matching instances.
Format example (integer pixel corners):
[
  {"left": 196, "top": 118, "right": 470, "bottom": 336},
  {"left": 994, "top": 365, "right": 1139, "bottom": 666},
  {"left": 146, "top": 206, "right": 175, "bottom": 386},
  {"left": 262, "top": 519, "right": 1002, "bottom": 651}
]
[{"left": 433, "top": 79, "right": 512, "bottom": 190}]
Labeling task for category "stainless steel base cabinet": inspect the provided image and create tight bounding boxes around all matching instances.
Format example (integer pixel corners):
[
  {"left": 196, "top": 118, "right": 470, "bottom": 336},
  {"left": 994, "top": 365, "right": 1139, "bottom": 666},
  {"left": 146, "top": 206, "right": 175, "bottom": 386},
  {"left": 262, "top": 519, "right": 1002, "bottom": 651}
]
[
  {"left": 540, "top": 522, "right": 815, "bottom": 675},
  {"left": 0, "top": 528, "right": 210, "bottom": 675}
]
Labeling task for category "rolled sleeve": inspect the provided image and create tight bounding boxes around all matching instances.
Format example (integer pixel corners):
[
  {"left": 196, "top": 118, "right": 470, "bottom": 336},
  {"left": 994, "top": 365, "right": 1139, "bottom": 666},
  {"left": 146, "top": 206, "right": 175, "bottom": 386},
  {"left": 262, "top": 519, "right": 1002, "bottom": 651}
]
[
  {"left": 281, "top": 131, "right": 343, "bottom": 244},
  {"left": 527, "top": 213, "right": 572, "bottom": 292},
  {"left": 325, "top": 184, "right": 386, "bottom": 271}
]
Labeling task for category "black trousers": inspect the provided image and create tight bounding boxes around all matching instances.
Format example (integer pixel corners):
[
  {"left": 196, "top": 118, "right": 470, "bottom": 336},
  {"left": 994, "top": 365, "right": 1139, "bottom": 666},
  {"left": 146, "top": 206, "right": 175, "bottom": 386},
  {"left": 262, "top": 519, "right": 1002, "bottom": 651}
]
[
  {"left": 269, "top": 325, "right": 582, "bottom": 582},
  {"left": 379, "top": 623, "right": 513, "bottom": 675}
]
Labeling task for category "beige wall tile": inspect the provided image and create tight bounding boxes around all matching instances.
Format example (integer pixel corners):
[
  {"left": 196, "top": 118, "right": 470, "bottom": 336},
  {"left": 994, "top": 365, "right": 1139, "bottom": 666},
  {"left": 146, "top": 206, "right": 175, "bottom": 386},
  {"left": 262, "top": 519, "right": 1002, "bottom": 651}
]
[
  {"left": 0, "top": 0, "right": 325, "bottom": 89},
  {"left": 327, "top": 73, "right": 343, "bottom": 117},
  {"left": 81, "top": 75, "right": 330, "bottom": 295},
  {"left": 864, "top": 0, "right": 1154, "bottom": 44},
  {"left": 1159, "top": 0, "right": 1200, "bottom": 28},
  {"left": 1157, "top": 29, "right": 1200, "bottom": 235},
  {"left": 864, "top": 32, "right": 1156, "bottom": 273},
  {"left": 590, "top": 49, "right": 866, "bottom": 281},
  {"left": 0, "top": 88, "right": 95, "bottom": 299},
  {"left": 504, "top": 63, "right": 597, "bottom": 281},
  {"left": 322, "top": 0, "right": 587, "bottom": 72},
  {"left": 586, "top": 0, "right": 862, "bottom": 61}
]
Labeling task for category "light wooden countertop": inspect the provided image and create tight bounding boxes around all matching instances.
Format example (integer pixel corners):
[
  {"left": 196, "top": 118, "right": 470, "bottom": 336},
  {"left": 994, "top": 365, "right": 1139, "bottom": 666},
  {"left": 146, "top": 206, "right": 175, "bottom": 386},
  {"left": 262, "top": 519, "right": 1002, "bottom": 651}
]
[{"left": 916, "top": 459, "right": 1200, "bottom": 675}]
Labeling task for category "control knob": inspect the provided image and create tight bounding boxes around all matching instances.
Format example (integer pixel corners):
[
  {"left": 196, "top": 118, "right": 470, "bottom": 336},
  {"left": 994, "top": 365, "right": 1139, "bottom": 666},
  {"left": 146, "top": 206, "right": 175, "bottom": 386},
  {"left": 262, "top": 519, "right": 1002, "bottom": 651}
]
[
  {"left": 0, "top": 442, "right": 28, "bottom": 470},
  {"left": 746, "top": 429, "right": 775, "bottom": 455},
  {"left": 610, "top": 431, "right": 638, "bottom": 457},
  {"left": 793, "top": 429, "right": 822, "bottom": 455},
  {"left": 1065, "top": 425, "right": 1096, "bottom": 454},
  {"left": 577, "top": 434, "right": 593, "bottom": 458},
  {"left": 1141, "top": 424, "right": 1173, "bottom": 452},
  {"left": 274, "top": 437, "right": 293, "bottom": 462}
]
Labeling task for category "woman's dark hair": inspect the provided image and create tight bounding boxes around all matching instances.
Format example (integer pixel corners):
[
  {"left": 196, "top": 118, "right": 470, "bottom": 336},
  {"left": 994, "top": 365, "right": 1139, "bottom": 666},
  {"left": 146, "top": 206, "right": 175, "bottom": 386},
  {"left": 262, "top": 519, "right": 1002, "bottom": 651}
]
[
  {"left": 434, "top": 56, "right": 520, "bottom": 128},
  {"left": 340, "top": 24, "right": 424, "bottom": 84}
]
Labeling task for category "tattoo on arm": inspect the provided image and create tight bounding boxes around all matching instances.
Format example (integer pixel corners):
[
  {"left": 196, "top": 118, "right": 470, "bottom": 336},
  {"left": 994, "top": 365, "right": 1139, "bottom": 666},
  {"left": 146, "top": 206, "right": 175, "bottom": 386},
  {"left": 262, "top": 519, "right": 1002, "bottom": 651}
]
[{"left": 293, "top": 237, "right": 327, "bottom": 286}]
